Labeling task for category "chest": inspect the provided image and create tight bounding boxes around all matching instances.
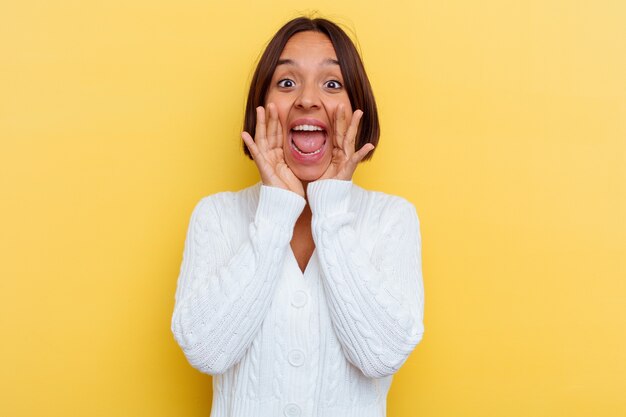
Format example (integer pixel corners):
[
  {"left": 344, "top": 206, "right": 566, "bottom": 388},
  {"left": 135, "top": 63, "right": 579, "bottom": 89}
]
[
  {"left": 290, "top": 219, "right": 315, "bottom": 273},
  {"left": 218, "top": 249, "right": 384, "bottom": 407}
]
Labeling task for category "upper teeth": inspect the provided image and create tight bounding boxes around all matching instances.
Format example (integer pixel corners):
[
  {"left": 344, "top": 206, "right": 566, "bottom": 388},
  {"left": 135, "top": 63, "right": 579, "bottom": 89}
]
[{"left": 293, "top": 124, "right": 323, "bottom": 131}]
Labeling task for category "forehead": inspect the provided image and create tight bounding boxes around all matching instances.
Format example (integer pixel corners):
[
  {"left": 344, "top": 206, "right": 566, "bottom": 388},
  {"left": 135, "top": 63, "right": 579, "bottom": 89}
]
[{"left": 280, "top": 31, "right": 337, "bottom": 59}]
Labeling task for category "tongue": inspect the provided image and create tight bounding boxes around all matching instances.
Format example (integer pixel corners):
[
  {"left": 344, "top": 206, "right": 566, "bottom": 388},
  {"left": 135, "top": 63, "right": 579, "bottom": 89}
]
[{"left": 292, "top": 131, "right": 325, "bottom": 153}]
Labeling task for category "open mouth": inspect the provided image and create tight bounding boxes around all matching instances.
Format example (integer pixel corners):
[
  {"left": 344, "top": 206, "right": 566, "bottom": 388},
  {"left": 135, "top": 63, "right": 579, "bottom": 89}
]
[{"left": 290, "top": 124, "right": 327, "bottom": 156}]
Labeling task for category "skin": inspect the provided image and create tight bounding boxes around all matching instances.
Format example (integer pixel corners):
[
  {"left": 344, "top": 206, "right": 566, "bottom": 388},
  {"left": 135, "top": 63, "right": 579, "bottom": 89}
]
[{"left": 241, "top": 31, "right": 374, "bottom": 271}]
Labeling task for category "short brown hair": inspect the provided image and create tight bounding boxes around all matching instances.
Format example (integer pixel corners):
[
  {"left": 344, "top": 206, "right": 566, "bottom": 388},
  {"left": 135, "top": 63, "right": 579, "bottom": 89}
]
[{"left": 242, "top": 17, "right": 380, "bottom": 161}]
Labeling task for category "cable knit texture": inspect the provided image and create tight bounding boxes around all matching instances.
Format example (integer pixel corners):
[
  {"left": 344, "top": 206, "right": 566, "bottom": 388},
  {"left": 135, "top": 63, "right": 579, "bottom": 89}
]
[{"left": 172, "top": 179, "right": 425, "bottom": 417}]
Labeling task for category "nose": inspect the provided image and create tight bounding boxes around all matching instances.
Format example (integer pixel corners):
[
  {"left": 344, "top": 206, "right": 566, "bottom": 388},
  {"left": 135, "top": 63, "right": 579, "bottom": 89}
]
[{"left": 294, "top": 82, "right": 321, "bottom": 110}]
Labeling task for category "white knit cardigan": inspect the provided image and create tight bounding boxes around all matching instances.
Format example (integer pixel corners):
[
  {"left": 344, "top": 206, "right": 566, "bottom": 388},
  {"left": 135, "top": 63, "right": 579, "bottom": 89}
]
[{"left": 171, "top": 179, "right": 425, "bottom": 417}]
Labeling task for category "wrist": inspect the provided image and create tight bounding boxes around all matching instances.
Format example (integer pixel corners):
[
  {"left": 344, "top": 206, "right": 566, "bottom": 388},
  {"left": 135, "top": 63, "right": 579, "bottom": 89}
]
[
  {"left": 307, "top": 179, "right": 352, "bottom": 216},
  {"left": 256, "top": 185, "right": 306, "bottom": 227}
]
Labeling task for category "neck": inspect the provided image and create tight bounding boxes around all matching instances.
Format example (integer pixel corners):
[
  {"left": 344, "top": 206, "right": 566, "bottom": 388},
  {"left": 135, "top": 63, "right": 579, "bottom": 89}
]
[
  {"left": 301, "top": 180, "right": 311, "bottom": 202},
  {"left": 299, "top": 180, "right": 312, "bottom": 221}
]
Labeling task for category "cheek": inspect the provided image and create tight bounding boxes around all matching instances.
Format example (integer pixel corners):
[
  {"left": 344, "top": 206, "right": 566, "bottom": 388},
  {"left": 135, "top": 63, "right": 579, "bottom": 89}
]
[
  {"left": 273, "top": 104, "right": 291, "bottom": 135},
  {"left": 265, "top": 91, "right": 292, "bottom": 112},
  {"left": 329, "top": 96, "right": 353, "bottom": 117}
]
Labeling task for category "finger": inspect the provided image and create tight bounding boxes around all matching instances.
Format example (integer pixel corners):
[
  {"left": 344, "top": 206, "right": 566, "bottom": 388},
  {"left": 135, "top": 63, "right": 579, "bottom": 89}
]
[
  {"left": 254, "top": 106, "right": 267, "bottom": 150},
  {"left": 334, "top": 104, "right": 346, "bottom": 149},
  {"left": 242, "top": 131, "right": 261, "bottom": 159},
  {"left": 275, "top": 116, "right": 284, "bottom": 150},
  {"left": 266, "top": 103, "right": 278, "bottom": 149},
  {"left": 352, "top": 143, "right": 375, "bottom": 164},
  {"left": 344, "top": 109, "right": 363, "bottom": 154}
]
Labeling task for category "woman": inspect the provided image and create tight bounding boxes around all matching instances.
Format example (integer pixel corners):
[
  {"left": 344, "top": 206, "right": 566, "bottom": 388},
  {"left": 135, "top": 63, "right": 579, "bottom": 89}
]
[{"left": 172, "top": 16, "right": 424, "bottom": 417}]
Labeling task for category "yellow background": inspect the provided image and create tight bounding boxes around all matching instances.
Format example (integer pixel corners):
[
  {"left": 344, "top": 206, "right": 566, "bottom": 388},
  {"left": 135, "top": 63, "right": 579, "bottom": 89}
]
[{"left": 1, "top": 0, "right": 624, "bottom": 416}]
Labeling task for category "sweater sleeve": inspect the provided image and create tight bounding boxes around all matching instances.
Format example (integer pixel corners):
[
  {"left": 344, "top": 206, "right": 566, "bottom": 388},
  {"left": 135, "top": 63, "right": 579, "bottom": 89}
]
[
  {"left": 171, "top": 185, "right": 305, "bottom": 375},
  {"left": 307, "top": 179, "right": 425, "bottom": 378}
]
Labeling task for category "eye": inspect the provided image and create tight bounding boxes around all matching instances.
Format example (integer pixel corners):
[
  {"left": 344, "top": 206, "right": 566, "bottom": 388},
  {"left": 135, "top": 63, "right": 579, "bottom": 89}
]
[
  {"left": 277, "top": 79, "right": 295, "bottom": 88},
  {"left": 324, "top": 80, "right": 343, "bottom": 90}
]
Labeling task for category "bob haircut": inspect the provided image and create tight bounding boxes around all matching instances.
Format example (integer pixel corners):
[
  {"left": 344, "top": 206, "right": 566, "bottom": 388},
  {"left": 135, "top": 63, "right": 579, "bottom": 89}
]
[{"left": 243, "top": 17, "right": 380, "bottom": 161}]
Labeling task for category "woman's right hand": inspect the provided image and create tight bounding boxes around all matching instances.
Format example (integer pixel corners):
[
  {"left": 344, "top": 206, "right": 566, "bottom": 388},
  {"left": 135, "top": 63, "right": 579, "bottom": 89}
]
[{"left": 242, "top": 103, "right": 305, "bottom": 197}]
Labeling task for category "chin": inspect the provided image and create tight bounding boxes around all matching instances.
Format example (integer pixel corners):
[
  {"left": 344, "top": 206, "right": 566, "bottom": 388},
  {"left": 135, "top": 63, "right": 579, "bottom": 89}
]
[{"left": 291, "top": 164, "right": 329, "bottom": 183}]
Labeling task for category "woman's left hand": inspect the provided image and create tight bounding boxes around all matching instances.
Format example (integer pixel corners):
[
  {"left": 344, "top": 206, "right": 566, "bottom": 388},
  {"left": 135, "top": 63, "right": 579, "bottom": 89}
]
[{"left": 319, "top": 104, "right": 375, "bottom": 181}]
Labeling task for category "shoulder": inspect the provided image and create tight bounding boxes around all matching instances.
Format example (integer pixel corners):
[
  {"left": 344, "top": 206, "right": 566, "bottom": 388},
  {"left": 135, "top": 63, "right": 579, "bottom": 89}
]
[
  {"left": 350, "top": 183, "right": 420, "bottom": 225},
  {"left": 189, "top": 182, "right": 261, "bottom": 227},
  {"left": 350, "top": 184, "right": 423, "bottom": 251}
]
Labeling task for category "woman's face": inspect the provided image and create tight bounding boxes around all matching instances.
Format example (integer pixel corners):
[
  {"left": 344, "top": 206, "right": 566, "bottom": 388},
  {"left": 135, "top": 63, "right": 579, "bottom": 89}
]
[{"left": 265, "top": 31, "right": 352, "bottom": 182}]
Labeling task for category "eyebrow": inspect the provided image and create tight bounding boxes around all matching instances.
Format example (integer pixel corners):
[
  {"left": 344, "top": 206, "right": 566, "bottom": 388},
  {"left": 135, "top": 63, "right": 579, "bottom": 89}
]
[{"left": 276, "top": 58, "right": 340, "bottom": 67}]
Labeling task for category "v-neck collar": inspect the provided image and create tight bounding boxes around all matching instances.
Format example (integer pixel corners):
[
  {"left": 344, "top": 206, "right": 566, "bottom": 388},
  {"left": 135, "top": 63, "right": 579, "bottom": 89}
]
[{"left": 288, "top": 246, "right": 317, "bottom": 278}]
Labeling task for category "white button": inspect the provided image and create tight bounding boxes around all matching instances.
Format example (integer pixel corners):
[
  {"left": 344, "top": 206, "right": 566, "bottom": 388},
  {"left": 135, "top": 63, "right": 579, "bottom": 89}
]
[
  {"left": 291, "top": 290, "right": 308, "bottom": 308},
  {"left": 284, "top": 403, "right": 301, "bottom": 417},
  {"left": 288, "top": 349, "right": 306, "bottom": 367}
]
